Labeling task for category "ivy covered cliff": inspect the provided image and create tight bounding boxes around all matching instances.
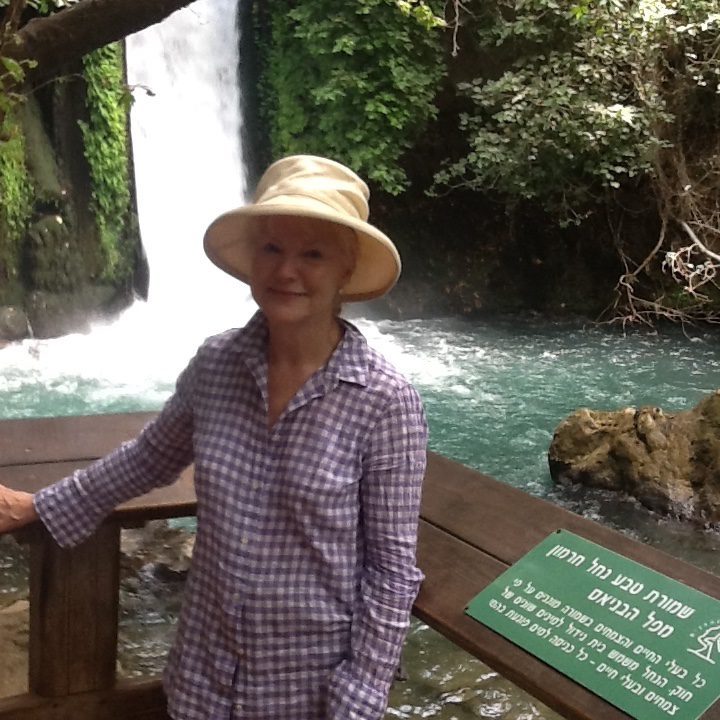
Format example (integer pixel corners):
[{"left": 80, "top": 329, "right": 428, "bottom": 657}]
[{"left": 1, "top": 11, "right": 144, "bottom": 340}]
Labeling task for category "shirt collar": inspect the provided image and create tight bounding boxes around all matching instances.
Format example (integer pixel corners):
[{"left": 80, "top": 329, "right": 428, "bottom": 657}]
[
  {"left": 231, "top": 311, "right": 369, "bottom": 388},
  {"left": 231, "top": 310, "right": 268, "bottom": 358},
  {"left": 328, "top": 318, "right": 368, "bottom": 387}
]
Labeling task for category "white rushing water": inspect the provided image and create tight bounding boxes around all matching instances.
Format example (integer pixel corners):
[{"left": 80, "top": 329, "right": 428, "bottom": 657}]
[{"left": 126, "top": 0, "right": 252, "bottom": 323}]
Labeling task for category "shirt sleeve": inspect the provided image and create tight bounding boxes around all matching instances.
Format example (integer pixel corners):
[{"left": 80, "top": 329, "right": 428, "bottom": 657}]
[
  {"left": 33, "top": 352, "right": 199, "bottom": 548},
  {"left": 327, "top": 382, "right": 428, "bottom": 720}
]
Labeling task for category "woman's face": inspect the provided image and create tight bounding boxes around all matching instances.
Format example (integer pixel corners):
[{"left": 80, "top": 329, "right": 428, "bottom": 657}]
[{"left": 249, "top": 215, "right": 356, "bottom": 328}]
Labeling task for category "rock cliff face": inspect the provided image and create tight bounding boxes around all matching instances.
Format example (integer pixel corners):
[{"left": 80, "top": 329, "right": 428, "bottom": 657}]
[
  {"left": 548, "top": 391, "right": 720, "bottom": 524},
  {"left": 0, "top": 59, "right": 145, "bottom": 343}
]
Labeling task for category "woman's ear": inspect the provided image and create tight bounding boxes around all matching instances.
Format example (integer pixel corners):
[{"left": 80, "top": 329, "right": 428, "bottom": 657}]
[{"left": 341, "top": 263, "right": 354, "bottom": 286}]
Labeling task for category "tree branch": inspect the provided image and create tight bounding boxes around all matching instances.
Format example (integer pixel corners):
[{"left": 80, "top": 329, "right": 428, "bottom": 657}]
[
  {"left": 680, "top": 220, "right": 720, "bottom": 263},
  {"left": 1, "top": 0, "right": 28, "bottom": 45},
  {"left": 5, "top": 0, "right": 198, "bottom": 83}
]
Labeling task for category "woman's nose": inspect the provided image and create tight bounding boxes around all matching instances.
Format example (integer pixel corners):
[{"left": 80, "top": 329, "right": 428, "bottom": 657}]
[{"left": 274, "top": 254, "right": 299, "bottom": 278}]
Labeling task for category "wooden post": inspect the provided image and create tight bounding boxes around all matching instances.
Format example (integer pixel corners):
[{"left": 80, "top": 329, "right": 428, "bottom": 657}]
[{"left": 28, "top": 522, "right": 121, "bottom": 697}]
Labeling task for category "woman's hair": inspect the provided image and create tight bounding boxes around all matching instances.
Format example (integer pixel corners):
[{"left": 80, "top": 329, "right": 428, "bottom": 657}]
[{"left": 333, "top": 224, "right": 358, "bottom": 315}]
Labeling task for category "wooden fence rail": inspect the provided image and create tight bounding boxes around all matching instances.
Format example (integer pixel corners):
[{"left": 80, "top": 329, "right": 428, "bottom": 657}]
[{"left": 1, "top": 413, "right": 719, "bottom": 719}]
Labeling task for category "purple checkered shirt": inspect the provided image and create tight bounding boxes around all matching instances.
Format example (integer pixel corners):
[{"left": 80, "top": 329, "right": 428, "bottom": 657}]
[{"left": 34, "top": 311, "right": 428, "bottom": 720}]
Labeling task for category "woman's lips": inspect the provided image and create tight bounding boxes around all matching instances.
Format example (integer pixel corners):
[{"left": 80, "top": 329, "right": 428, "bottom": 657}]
[{"left": 269, "top": 288, "right": 306, "bottom": 297}]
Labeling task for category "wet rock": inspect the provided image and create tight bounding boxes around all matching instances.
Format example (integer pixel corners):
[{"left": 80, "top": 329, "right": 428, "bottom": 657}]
[
  {"left": 25, "top": 286, "right": 121, "bottom": 339},
  {"left": 0, "top": 306, "right": 31, "bottom": 342},
  {"left": 549, "top": 391, "right": 720, "bottom": 523},
  {"left": 121, "top": 520, "right": 195, "bottom": 576},
  {"left": 0, "top": 599, "right": 29, "bottom": 697},
  {"left": 20, "top": 96, "right": 66, "bottom": 203}
]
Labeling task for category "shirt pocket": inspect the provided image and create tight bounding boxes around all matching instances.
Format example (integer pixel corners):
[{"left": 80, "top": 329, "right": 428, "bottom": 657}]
[{"left": 279, "top": 458, "right": 360, "bottom": 534}]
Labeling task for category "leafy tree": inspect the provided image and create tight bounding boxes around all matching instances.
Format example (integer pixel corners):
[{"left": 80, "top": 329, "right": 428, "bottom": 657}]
[
  {"left": 257, "top": 0, "right": 445, "bottom": 194},
  {"left": 436, "top": 0, "right": 720, "bottom": 323},
  {"left": 435, "top": 1, "right": 665, "bottom": 221}
]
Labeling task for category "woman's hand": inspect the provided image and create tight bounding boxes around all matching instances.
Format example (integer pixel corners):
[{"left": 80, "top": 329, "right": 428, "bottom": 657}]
[{"left": 0, "top": 484, "right": 38, "bottom": 534}]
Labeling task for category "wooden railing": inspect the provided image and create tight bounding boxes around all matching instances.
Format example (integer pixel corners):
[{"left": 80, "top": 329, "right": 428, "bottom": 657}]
[
  {"left": 1, "top": 413, "right": 720, "bottom": 719},
  {"left": 0, "top": 413, "right": 185, "bottom": 719}
]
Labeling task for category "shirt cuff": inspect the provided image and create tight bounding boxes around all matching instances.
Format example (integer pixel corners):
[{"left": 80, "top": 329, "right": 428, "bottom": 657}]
[
  {"left": 326, "top": 659, "right": 390, "bottom": 720},
  {"left": 33, "top": 472, "right": 106, "bottom": 548}
]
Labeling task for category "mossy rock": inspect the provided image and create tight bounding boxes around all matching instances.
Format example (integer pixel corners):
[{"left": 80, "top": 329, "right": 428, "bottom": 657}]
[
  {"left": 19, "top": 96, "right": 65, "bottom": 204},
  {"left": 25, "top": 214, "right": 90, "bottom": 292},
  {"left": 26, "top": 286, "right": 122, "bottom": 338}
]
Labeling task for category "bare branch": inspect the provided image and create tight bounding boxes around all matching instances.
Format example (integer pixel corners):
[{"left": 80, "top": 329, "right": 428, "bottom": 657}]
[
  {"left": 680, "top": 220, "right": 720, "bottom": 263},
  {"left": 445, "top": 0, "right": 471, "bottom": 57}
]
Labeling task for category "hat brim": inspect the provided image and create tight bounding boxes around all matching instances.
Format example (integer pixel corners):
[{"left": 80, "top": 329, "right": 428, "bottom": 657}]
[{"left": 203, "top": 203, "right": 401, "bottom": 302}]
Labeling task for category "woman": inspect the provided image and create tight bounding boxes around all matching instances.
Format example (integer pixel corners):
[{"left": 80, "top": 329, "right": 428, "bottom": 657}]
[{"left": 0, "top": 155, "right": 428, "bottom": 720}]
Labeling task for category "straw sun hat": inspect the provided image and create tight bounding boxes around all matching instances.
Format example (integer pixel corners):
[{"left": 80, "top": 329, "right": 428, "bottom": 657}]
[{"left": 203, "top": 155, "right": 401, "bottom": 302}]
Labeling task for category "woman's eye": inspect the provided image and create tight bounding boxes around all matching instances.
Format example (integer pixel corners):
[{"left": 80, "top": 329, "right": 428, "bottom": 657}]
[
  {"left": 304, "top": 249, "right": 323, "bottom": 260},
  {"left": 261, "top": 242, "right": 281, "bottom": 254}
]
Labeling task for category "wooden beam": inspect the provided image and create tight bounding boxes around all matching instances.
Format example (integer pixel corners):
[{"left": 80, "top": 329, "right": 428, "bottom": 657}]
[
  {"left": 422, "top": 453, "right": 720, "bottom": 597},
  {"left": 2, "top": 462, "right": 197, "bottom": 525},
  {"left": 0, "top": 678, "right": 169, "bottom": 720},
  {"left": 0, "top": 412, "right": 154, "bottom": 468},
  {"left": 28, "top": 524, "right": 120, "bottom": 697}
]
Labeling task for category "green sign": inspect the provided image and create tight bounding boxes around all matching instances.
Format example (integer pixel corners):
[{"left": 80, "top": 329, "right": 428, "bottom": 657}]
[{"left": 466, "top": 530, "right": 720, "bottom": 720}]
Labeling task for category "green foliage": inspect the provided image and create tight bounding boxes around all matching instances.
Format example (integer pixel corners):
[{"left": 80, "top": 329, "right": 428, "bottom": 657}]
[
  {"left": 79, "top": 43, "right": 132, "bottom": 281},
  {"left": 0, "top": 45, "right": 33, "bottom": 143},
  {"left": 0, "top": 0, "right": 80, "bottom": 10},
  {"left": 434, "top": 0, "right": 720, "bottom": 225},
  {"left": 394, "top": 0, "right": 446, "bottom": 30},
  {"left": 0, "top": 110, "right": 33, "bottom": 297},
  {"left": 257, "top": 0, "right": 444, "bottom": 194}
]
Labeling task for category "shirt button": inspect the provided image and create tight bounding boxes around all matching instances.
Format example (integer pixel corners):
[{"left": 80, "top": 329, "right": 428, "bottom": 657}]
[
  {"left": 234, "top": 701, "right": 243, "bottom": 713},
  {"left": 241, "top": 535, "right": 249, "bottom": 545}
]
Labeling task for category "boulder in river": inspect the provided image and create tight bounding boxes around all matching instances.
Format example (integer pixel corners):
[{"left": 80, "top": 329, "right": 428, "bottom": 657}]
[{"left": 548, "top": 390, "right": 720, "bottom": 524}]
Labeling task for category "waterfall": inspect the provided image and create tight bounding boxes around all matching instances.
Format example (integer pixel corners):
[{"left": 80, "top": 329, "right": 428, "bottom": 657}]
[
  {"left": 0, "top": 0, "right": 257, "bottom": 408},
  {"left": 0, "top": 0, "right": 426, "bottom": 415},
  {"left": 126, "top": 0, "right": 253, "bottom": 324}
]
